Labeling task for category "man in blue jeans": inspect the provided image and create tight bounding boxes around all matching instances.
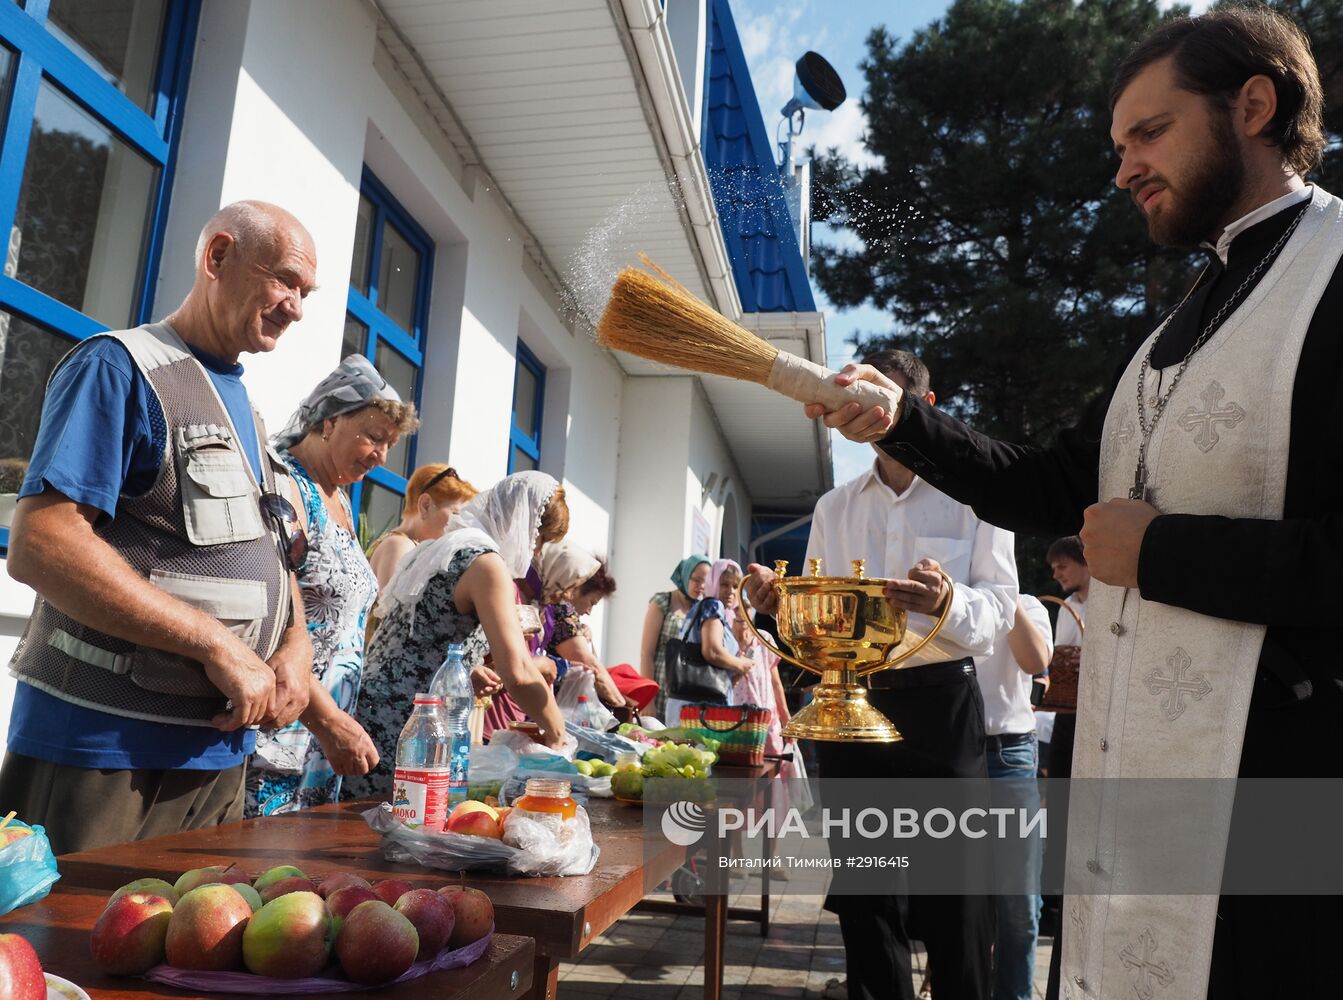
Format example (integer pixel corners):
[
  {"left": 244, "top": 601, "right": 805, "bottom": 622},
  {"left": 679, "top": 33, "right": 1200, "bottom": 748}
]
[{"left": 976, "top": 594, "right": 1053, "bottom": 999}]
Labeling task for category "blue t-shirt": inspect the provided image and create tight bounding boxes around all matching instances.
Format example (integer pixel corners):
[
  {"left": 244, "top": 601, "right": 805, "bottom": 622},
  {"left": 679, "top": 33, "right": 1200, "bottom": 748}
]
[{"left": 11, "top": 334, "right": 264, "bottom": 769}]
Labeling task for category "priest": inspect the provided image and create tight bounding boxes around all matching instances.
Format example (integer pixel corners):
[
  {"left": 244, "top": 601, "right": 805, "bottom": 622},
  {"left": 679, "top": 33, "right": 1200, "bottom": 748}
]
[{"left": 781, "top": 8, "right": 1342, "bottom": 1000}]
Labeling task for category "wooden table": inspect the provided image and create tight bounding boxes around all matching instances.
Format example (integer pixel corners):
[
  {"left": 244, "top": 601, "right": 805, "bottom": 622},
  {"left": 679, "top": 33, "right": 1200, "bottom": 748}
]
[
  {"left": 56, "top": 799, "right": 685, "bottom": 1000},
  {"left": 0, "top": 884, "right": 534, "bottom": 999}
]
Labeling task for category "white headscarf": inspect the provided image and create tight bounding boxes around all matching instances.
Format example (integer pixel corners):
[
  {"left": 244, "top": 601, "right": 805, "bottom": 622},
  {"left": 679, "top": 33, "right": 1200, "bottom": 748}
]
[
  {"left": 272, "top": 354, "right": 403, "bottom": 450},
  {"left": 539, "top": 541, "right": 602, "bottom": 603},
  {"left": 377, "top": 470, "right": 560, "bottom": 619}
]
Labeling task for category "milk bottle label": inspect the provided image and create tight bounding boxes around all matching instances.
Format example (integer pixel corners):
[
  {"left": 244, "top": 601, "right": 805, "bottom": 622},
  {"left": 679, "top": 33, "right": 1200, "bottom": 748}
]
[{"left": 392, "top": 767, "right": 451, "bottom": 830}]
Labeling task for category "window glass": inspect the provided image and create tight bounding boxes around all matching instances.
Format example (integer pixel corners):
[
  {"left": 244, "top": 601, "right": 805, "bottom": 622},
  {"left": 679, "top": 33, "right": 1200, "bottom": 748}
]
[
  {"left": 374, "top": 340, "right": 416, "bottom": 477},
  {"left": 0, "top": 47, "right": 11, "bottom": 106},
  {"left": 358, "top": 479, "right": 403, "bottom": 541},
  {"left": 511, "top": 446, "right": 537, "bottom": 473},
  {"left": 349, "top": 195, "right": 373, "bottom": 296},
  {"left": 7, "top": 81, "right": 158, "bottom": 328},
  {"left": 45, "top": 0, "right": 168, "bottom": 112},
  {"left": 0, "top": 311, "right": 72, "bottom": 465},
  {"left": 376, "top": 220, "right": 421, "bottom": 334},
  {"left": 512, "top": 360, "right": 538, "bottom": 437},
  {"left": 341, "top": 314, "right": 366, "bottom": 362}
]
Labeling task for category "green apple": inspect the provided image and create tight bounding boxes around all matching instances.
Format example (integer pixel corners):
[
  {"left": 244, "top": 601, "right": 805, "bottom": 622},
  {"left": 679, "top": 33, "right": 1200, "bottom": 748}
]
[
  {"left": 109, "top": 878, "right": 179, "bottom": 908},
  {"left": 252, "top": 865, "right": 308, "bottom": 893}
]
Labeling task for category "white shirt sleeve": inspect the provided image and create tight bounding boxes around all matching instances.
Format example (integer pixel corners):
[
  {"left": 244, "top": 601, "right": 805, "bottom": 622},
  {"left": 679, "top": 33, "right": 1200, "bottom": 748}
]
[
  {"left": 1054, "top": 597, "right": 1083, "bottom": 647},
  {"left": 804, "top": 496, "right": 827, "bottom": 566},
  {"left": 933, "top": 520, "right": 1018, "bottom": 657}
]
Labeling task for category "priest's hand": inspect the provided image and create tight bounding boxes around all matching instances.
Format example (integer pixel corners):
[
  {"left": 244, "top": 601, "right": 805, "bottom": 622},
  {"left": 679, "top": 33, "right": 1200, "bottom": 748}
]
[
  {"left": 802, "top": 364, "right": 903, "bottom": 443},
  {"left": 1080, "top": 499, "right": 1159, "bottom": 589},
  {"left": 744, "top": 564, "right": 780, "bottom": 614},
  {"left": 885, "top": 558, "right": 950, "bottom": 616}
]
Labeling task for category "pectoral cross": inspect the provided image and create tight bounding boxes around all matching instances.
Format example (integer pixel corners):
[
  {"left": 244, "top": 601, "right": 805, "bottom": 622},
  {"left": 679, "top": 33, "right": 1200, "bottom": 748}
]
[{"left": 1130, "top": 463, "right": 1148, "bottom": 502}]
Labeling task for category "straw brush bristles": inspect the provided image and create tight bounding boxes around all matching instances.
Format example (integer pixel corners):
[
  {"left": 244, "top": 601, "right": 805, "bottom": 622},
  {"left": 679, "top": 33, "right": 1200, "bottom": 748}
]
[{"left": 596, "top": 258, "right": 780, "bottom": 384}]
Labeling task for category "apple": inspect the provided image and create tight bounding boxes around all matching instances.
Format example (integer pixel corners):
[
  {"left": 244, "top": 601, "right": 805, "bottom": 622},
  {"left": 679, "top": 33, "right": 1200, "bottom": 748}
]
[
  {"left": 252, "top": 865, "right": 308, "bottom": 893},
  {"left": 174, "top": 865, "right": 250, "bottom": 896},
  {"left": 259, "top": 876, "right": 319, "bottom": 904},
  {"left": 0, "top": 827, "right": 33, "bottom": 848},
  {"left": 90, "top": 892, "right": 173, "bottom": 975},
  {"left": 371, "top": 878, "right": 415, "bottom": 906},
  {"left": 445, "top": 809, "right": 502, "bottom": 839},
  {"left": 165, "top": 884, "right": 252, "bottom": 971},
  {"left": 317, "top": 872, "right": 372, "bottom": 899},
  {"left": 0, "top": 933, "right": 44, "bottom": 1000},
  {"left": 109, "top": 878, "right": 179, "bottom": 908},
  {"left": 495, "top": 807, "right": 513, "bottom": 830},
  {"left": 335, "top": 900, "right": 419, "bottom": 984},
  {"left": 230, "top": 883, "right": 264, "bottom": 912},
  {"left": 394, "top": 889, "right": 455, "bottom": 960},
  {"left": 448, "top": 800, "right": 498, "bottom": 823},
  {"left": 327, "top": 886, "right": 381, "bottom": 930},
  {"left": 242, "top": 891, "right": 331, "bottom": 979},
  {"left": 437, "top": 885, "right": 494, "bottom": 947}
]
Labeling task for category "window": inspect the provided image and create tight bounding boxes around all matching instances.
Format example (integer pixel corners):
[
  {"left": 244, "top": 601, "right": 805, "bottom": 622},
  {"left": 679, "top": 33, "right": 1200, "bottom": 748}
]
[
  {"left": 509, "top": 341, "right": 545, "bottom": 473},
  {"left": 343, "top": 168, "right": 432, "bottom": 539},
  {"left": 0, "top": 0, "right": 201, "bottom": 551}
]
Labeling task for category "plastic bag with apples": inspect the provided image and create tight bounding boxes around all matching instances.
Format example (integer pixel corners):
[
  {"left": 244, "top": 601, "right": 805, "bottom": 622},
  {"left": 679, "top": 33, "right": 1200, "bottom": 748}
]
[{"left": 0, "top": 821, "right": 60, "bottom": 916}]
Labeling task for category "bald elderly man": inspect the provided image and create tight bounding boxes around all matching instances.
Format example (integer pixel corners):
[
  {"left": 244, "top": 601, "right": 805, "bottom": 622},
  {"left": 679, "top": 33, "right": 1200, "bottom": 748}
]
[{"left": 1, "top": 202, "right": 317, "bottom": 852}]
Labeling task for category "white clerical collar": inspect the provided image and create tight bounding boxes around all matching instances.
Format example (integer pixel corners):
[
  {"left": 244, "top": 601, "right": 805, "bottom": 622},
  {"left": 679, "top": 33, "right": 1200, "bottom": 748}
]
[{"left": 1204, "top": 186, "right": 1312, "bottom": 265}]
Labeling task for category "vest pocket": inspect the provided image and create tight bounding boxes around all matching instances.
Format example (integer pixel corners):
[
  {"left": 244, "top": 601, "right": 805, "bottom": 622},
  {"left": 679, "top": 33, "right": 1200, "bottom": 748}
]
[
  {"left": 130, "top": 570, "right": 270, "bottom": 697},
  {"left": 176, "top": 424, "right": 265, "bottom": 545}
]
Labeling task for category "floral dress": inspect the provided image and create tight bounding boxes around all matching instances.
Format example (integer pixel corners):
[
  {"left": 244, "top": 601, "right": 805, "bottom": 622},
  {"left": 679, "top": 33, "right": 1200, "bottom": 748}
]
[
  {"left": 649, "top": 591, "right": 687, "bottom": 720},
  {"left": 342, "top": 546, "right": 491, "bottom": 803},
  {"left": 245, "top": 453, "right": 379, "bottom": 816}
]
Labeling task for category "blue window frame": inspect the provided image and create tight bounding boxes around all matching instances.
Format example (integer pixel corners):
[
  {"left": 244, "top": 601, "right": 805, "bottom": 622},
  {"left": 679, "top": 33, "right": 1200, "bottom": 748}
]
[
  {"left": 508, "top": 340, "right": 545, "bottom": 473},
  {"left": 0, "top": 0, "right": 202, "bottom": 552},
  {"left": 343, "top": 167, "right": 432, "bottom": 539}
]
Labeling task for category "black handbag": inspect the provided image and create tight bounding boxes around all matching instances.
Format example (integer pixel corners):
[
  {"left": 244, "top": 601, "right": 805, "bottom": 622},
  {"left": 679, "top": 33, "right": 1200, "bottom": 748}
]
[{"left": 665, "top": 602, "right": 734, "bottom": 704}]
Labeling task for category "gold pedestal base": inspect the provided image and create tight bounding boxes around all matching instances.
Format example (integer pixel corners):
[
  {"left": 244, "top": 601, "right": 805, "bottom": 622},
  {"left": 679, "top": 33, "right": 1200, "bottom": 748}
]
[{"left": 780, "top": 669, "right": 902, "bottom": 743}]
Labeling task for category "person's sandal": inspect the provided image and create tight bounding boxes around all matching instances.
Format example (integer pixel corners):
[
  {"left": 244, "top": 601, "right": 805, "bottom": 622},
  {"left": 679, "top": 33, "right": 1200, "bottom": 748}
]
[{"left": 821, "top": 978, "right": 847, "bottom": 999}]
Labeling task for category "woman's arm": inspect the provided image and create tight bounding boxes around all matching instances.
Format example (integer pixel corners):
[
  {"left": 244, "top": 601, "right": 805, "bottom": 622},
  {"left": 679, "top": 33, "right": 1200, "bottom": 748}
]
[
  {"left": 639, "top": 600, "right": 664, "bottom": 679},
  {"left": 700, "top": 618, "right": 752, "bottom": 676},
  {"left": 301, "top": 675, "right": 379, "bottom": 775},
  {"left": 369, "top": 534, "right": 415, "bottom": 591},
  {"left": 457, "top": 554, "right": 566, "bottom": 746},
  {"left": 554, "top": 635, "right": 627, "bottom": 706}
]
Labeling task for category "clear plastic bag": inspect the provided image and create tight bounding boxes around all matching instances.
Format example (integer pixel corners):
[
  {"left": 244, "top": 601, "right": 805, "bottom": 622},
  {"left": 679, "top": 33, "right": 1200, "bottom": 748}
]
[
  {"left": 0, "top": 822, "right": 60, "bottom": 915},
  {"left": 555, "top": 670, "right": 616, "bottom": 731},
  {"left": 488, "top": 727, "right": 578, "bottom": 759},
  {"left": 466, "top": 743, "right": 518, "bottom": 801}
]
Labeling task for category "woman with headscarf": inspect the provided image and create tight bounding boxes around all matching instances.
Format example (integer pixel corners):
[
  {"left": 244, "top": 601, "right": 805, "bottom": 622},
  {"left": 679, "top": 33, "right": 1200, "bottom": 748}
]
[
  {"left": 640, "top": 554, "right": 711, "bottom": 721},
  {"left": 246, "top": 355, "right": 419, "bottom": 816},
  {"left": 344, "top": 470, "right": 569, "bottom": 801},
  {"left": 539, "top": 541, "right": 625, "bottom": 708},
  {"left": 664, "top": 558, "right": 754, "bottom": 728}
]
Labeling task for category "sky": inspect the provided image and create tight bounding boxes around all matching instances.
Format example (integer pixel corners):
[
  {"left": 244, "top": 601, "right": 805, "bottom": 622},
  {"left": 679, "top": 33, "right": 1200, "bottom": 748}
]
[{"left": 727, "top": 0, "right": 1211, "bottom": 484}]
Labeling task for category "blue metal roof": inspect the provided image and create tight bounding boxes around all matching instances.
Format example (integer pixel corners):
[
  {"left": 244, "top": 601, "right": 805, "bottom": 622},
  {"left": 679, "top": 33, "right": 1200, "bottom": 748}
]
[{"left": 701, "top": 0, "right": 816, "bottom": 313}]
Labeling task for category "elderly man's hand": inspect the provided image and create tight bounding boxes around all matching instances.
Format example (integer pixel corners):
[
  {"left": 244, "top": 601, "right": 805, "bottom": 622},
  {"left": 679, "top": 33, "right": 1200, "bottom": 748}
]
[
  {"left": 203, "top": 632, "right": 277, "bottom": 731},
  {"left": 262, "top": 636, "right": 312, "bottom": 729},
  {"left": 1080, "top": 499, "right": 1159, "bottom": 589},
  {"left": 801, "top": 364, "right": 903, "bottom": 443},
  {"left": 884, "top": 559, "right": 950, "bottom": 617},
  {"left": 744, "top": 564, "right": 780, "bottom": 615}
]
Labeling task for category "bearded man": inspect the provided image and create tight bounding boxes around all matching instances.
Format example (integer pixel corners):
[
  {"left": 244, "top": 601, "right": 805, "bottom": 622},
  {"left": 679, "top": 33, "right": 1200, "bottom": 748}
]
[{"left": 770, "top": 8, "right": 1343, "bottom": 999}]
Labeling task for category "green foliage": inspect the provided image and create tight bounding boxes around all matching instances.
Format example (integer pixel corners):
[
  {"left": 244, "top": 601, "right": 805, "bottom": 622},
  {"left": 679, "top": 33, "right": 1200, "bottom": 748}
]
[{"left": 811, "top": 0, "right": 1343, "bottom": 593}]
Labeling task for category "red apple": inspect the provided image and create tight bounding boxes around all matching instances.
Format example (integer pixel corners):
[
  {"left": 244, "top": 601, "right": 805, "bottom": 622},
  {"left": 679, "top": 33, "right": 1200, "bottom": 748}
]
[
  {"left": 109, "top": 878, "right": 179, "bottom": 907},
  {"left": 259, "top": 876, "right": 319, "bottom": 904},
  {"left": 0, "top": 827, "right": 33, "bottom": 848},
  {"left": 327, "top": 886, "right": 380, "bottom": 922},
  {"left": 165, "top": 884, "right": 252, "bottom": 971},
  {"left": 90, "top": 892, "right": 173, "bottom": 975},
  {"left": 252, "top": 865, "right": 308, "bottom": 893},
  {"left": 394, "top": 889, "right": 455, "bottom": 960},
  {"left": 335, "top": 900, "right": 419, "bottom": 984},
  {"left": 437, "top": 885, "right": 494, "bottom": 947},
  {"left": 371, "top": 878, "right": 415, "bottom": 906},
  {"left": 0, "top": 933, "right": 45, "bottom": 1000},
  {"left": 445, "top": 810, "right": 502, "bottom": 839},
  {"left": 317, "top": 872, "right": 372, "bottom": 899},
  {"left": 242, "top": 891, "right": 331, "bottom": 979},
  {"left": 174, "top": 865, "right": 250, "bottom": 896}
]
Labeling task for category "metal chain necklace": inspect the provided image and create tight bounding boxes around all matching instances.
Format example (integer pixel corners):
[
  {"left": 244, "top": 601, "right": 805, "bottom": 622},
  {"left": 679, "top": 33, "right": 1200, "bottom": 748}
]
[{"left": 1129, "top": 203, "right": 1308, "bottom": 501}]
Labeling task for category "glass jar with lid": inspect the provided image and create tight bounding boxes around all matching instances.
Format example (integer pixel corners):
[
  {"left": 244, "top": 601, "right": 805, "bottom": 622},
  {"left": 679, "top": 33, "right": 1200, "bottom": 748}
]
[{"left": 503, "top": 777, "right": 580, "bottom": 847}]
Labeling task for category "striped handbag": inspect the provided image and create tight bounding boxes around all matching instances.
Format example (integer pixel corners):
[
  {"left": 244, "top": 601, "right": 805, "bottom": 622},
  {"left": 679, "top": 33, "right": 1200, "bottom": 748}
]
[{"left": 680, "top": 703, "right": 773, "bottom": 766}]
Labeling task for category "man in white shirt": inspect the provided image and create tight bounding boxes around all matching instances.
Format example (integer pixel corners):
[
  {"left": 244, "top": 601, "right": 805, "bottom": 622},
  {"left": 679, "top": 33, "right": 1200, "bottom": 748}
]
[
  {"left": 977, "top": 595, "right": 1052, "bottom": 1000},
  {"left": 798, "top": 350, "right": 1019, "bottom": 1000}
]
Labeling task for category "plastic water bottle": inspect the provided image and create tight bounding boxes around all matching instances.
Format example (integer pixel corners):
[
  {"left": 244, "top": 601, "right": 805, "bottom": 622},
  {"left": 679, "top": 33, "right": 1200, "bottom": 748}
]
[
  {"left": 392, "top": 694, "right": 450, "bottom": 831},
  {"left": 430, "top": 643, "right": 473, "bottom": 807},
  {"left": 576, "top": 695, "right": 596, "bottom": 728}
]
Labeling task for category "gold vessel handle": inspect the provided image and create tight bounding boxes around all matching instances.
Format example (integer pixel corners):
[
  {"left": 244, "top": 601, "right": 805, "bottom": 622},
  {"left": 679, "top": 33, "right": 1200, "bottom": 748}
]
[{"left": 736, "top": 577, "right": 814, "bottom": 673}]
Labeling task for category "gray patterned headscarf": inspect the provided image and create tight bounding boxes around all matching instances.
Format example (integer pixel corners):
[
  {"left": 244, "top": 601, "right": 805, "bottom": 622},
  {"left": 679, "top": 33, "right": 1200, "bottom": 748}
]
[{"left": 273, "top": 354, "right": 402, "bottom": 449}]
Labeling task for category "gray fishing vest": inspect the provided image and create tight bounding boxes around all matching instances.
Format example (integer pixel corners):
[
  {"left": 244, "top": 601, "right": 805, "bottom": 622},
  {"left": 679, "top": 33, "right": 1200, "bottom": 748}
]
[{"left": 9, "top": 322, "right": 293, "bottom": 726}]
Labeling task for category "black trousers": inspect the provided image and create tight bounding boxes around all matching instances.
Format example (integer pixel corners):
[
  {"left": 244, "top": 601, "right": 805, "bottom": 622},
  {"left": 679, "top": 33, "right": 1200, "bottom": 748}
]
[{"left": 817, "top": 664, "right": 993, "bottom": 1000}]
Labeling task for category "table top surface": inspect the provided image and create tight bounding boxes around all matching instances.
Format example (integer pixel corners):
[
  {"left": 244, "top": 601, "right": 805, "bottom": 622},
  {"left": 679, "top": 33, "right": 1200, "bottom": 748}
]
[
  {"left": 55, "top": 797, "right": 688, "bottom": 958},
  {"left": 0, "top": 884, "right": 535, "bottom": 1000}
]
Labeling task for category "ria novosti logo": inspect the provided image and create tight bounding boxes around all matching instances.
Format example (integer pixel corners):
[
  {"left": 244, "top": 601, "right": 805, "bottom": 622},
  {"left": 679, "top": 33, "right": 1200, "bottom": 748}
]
[{"left": 661, "top": 801, "right": 708, "bottom": 846}]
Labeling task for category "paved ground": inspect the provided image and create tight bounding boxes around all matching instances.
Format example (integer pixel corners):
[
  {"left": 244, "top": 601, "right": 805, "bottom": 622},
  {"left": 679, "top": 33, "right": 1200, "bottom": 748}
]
[{"left": 560, "top": 890, "right": 1054, "bottom": 999}]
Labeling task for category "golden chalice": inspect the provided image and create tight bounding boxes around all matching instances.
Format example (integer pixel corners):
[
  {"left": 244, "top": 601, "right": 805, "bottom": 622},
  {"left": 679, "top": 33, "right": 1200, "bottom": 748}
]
[{"left": 740, "top": 559, "right": 955, "bottom": 742}]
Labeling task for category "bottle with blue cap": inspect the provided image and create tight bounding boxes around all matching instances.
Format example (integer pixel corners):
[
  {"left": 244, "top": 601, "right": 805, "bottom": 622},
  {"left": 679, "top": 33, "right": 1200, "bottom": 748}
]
[{"left": 430, "top": 643, "right": 473, "bottom": 807}]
